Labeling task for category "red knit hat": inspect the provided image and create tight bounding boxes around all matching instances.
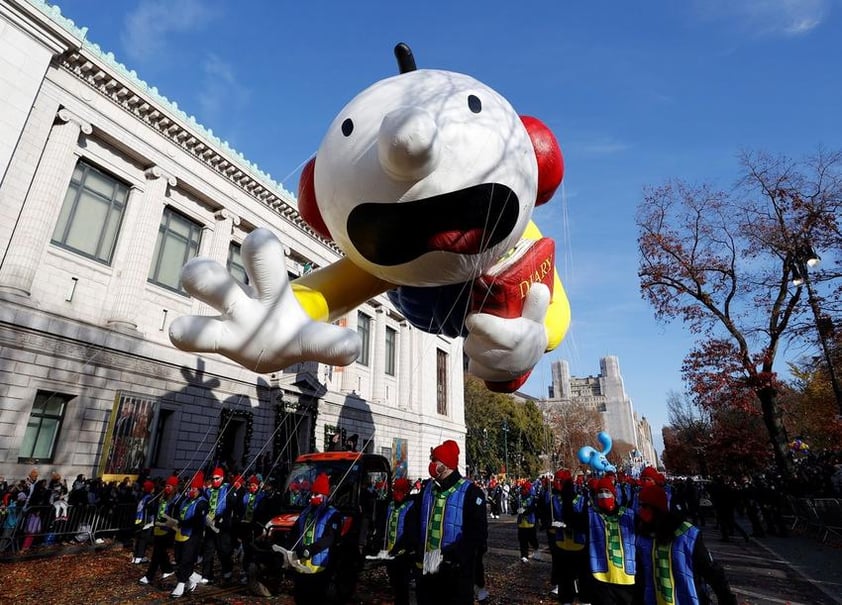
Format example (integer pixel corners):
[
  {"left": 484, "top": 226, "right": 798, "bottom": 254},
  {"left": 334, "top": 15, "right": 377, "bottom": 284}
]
[
  {"left": 312, "top": 473, "right": 330, "bottom": 496},
  {"left": 596, "top": 476, "right": 615, "bottom": 492},
  {"left": 640, "top": 466, "right": 659, "bottom": 481},
  {"left": 247, "top": 475, "right": 260, "bottom": 486},
  {"left": 165, "top": 475, "right": 179, "bottom": 487},
  {"left": 143, "top": 480, "right": 155, "bottom": 493},
  {"left": 639, "top": 484, "right": 668, "bottom": 513},
  {"left": 393, "top": 477, "right": 411, "bottom": 499},
  {"left": 189, "top": 471, "right": 205, "bottom": 490},
  {"left": 554, "top": 469, "right": 572, "bottom": 483},
  {"left": 211, "top": 467, "right": 225, "bottom": 480},
  {"left": 431, "top": 440, "right": 459, "bottom": 469}
]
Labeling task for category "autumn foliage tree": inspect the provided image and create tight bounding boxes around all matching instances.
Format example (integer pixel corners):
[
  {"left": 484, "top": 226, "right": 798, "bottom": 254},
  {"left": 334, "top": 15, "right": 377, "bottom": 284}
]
[
  {"left": 464, "top": 376, "right": 547, "bottom": 479},
  {"left": 541, "top": 401, "right": 602, "bottom": 470},
  {"left": 637, "top": 149, "right": 842, "bottom": 482}
]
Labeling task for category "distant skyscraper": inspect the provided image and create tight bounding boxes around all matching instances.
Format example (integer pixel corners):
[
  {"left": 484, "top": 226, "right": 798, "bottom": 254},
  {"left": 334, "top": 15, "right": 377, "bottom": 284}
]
[{"left": 546, "top": 356, "right": 658, "bottom": 467}]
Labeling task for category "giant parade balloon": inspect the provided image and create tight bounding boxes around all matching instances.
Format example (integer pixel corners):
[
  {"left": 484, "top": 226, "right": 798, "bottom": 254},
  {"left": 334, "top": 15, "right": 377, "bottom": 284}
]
[{"left": 169, "top": 43, "right": 571, "bottom": 393}]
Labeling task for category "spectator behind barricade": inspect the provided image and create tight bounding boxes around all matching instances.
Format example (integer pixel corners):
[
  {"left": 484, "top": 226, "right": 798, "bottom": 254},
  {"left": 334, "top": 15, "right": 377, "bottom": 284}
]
[
  {"left": 21, "top": 478, "right": 50, "bottom": 550},
  {"left": 48, "top": 471, "right": 69, "bottom": 522},
  {"left": 0, "top": 489, "right": 26, "bottom": 552},
  {"left": 24, "top": 468, "right": 39, "bottom": 505},
  {"left": 68, "top": 474, "right": 87, "bottom": 506}
]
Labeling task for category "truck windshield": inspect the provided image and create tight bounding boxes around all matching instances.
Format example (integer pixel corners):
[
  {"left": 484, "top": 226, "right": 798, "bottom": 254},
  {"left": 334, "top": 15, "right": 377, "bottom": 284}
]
[{"left": 282, "top": 459, "right": 361, "bottom": 511}]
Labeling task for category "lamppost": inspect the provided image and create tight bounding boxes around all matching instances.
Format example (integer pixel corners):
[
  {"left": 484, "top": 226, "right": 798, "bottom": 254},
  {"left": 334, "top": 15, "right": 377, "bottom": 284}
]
[
  {"left": 791, "top": 244, "right": 842, "bottom": 416},
  {"left": 501, "top": 420, "right": 509, "bottom": 477}
]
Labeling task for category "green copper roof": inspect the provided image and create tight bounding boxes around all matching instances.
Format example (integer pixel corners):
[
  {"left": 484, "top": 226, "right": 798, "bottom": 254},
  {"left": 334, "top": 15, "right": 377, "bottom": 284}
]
[{"left": 28, "top": 0, "right": 295, "bottom": 202}]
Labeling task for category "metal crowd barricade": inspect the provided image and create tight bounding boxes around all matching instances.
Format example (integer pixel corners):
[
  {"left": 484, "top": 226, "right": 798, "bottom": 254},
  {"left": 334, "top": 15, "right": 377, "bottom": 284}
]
[
  {"left": 0, "top": 502, "right": 138, "bottom": 557},
  {"left": 812, "top": 497, "right": 842, "bottom": 543}
]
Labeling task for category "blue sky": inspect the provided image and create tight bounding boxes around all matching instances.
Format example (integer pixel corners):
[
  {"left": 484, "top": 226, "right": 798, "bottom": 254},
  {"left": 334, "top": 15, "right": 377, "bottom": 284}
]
[{"left": 51, "top": 0, "right": 841, "bottom": 455}]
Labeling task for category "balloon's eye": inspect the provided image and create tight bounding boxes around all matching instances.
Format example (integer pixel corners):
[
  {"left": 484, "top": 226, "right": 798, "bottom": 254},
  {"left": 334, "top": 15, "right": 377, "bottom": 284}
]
[
  {"left": 467, "top": 95, "right": 482, "bottom": 114},
  {"left": 341, "top": 119, "right": 354, "bottom": 137}
]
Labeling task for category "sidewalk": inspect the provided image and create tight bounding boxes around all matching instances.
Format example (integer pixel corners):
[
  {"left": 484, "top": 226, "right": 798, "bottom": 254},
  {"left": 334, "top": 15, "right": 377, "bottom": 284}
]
[{"left": 703, "top": 522, "right": 842, "bottom": 604}]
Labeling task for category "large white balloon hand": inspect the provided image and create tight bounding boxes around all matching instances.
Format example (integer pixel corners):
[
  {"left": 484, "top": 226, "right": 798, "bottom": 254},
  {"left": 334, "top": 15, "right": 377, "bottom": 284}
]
[
  {"left": 463, "top": 283, "right": 550, "bottom": 383},
  {"left": 169, "top": 228, "right": 361, "bottom": 373}
]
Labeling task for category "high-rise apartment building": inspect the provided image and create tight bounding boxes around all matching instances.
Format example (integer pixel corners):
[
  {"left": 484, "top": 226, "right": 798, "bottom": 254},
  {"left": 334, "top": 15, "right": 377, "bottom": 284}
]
[{"left": 546, "top": 356, "right": 659, "bottom": 467}]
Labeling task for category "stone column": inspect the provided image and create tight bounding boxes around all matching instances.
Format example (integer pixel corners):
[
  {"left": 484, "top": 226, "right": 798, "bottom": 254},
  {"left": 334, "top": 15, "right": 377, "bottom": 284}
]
[
  {"left": 340, "top": 312, "right": 359, "bottom": 393},
  {"left": 191, "top": 209, "right": 240, "bottom": 316},
  {"left": 208, "top": 209, "right": 240, "bottom": 263},
  {"left": 106, "top": 166, "right": 176, "bottom": 330},
  {"left": 372, "top": 307, "right": 387, "bottom": 402},
  {"left": 398, "top": 321, "right": 412, "bottom": 410},
  {"left": 0, "top": 108, "right": 91, "bottom": 298}
]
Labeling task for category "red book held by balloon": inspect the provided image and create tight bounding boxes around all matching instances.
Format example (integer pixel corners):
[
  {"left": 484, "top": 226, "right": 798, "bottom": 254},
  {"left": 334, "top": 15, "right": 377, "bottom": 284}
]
[
  {"left": 471, "top": 237, "right": 556, "bottom": 319},
  {"left": 470, "top": 237, "right": 555, "bottom": 393}
]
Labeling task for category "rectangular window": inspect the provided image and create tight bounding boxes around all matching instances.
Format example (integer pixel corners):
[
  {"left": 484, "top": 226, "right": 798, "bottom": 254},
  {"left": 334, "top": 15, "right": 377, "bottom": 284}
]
[
  {"left": 52, "top": 160, "right": 128, "bottom": 264},
  {"left": 357, "top": 312, "right": 371, "bottom": 366},
  {"left": 385, "top": 326, "right": 396, "bottom": 376},
  {"left": 436, "top": 349, "right": 448, "bottom": 415},
  {"left": 148, "top": 207, "right": 202, "bottom": 293},
  {"left": 18, "top": 391, "right": 72, "bottom": 463},
  {"left": 227, "top": 242, "right": 249, "bottom": 287}
]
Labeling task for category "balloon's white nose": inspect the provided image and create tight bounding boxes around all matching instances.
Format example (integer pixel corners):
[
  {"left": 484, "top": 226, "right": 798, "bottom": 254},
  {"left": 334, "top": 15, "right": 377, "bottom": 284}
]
[{"left": 377, "top": 107, "right": 440, "bottom": 180}]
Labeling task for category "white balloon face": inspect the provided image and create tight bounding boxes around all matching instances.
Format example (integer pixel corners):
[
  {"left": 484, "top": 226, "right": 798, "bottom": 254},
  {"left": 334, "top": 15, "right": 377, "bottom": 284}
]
[{"left": 313, "top": 69, "right": 538, "bottom": 286}]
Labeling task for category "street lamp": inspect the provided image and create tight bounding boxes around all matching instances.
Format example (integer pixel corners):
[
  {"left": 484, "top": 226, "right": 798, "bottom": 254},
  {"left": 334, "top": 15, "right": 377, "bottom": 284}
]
[
  {"left": 501, "top": 420, "right": 509, "bottom": 477},
  {"left": 791, "top": 244, "right": 842, "bottom": 416}
]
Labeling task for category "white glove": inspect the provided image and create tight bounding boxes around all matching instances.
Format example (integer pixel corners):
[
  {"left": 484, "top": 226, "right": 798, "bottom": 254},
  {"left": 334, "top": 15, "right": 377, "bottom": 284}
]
[
  {"left": 169, "top": 229, "right": 361, "bottom": 373},
  {"left": 464, "top": 284, "right": 550, "bottom": 382}
]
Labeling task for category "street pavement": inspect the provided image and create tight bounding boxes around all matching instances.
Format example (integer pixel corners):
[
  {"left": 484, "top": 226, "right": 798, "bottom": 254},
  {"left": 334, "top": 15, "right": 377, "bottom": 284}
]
[
  {"left": 3, "top": 512, "right": 841, "bottom": 604},
  {"left": 704, "top": 522, "right": 842, "bottom": 605}
]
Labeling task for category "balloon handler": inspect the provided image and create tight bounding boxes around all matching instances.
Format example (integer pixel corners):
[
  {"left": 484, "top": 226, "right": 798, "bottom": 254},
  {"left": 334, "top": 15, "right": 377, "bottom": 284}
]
[{"left": 169, "top": 43, "right": 570, "bottom": 393}]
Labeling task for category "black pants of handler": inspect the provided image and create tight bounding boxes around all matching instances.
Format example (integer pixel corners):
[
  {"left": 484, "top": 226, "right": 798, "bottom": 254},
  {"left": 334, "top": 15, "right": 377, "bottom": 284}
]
[
  {"left": 133, "top": 527, "right": 153, "bottom": 559},
  {"left": 293, "top": 570, "right": 333, "bottom": 605},
  {"left": 387, "top": 555, "right": 414, "bottom": 605},
  {"left": 174, "top": 534, "right": 201, "bottom": 583},
  {"left": 416, "top": 563, "right": 474, "bottom": 605},
  {"left": 144, "top": 533, "right": 174, "bottom": 579},
  {"left": 201, "top": 527, "right": 233, "bottom": 581},
  {"left": 552, "top": 547, "right": 589, "bottom": 603},
  {"left": 586, "top": 579, "right": 634, "bottom": 605}
]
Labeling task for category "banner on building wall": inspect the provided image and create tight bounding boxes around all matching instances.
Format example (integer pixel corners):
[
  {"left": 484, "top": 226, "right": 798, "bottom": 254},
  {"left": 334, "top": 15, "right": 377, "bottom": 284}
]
[
  {"left": 99, "top": 392, "right": 157, "bottom": 481},
  {"left": 391, "top": 437, "right": 408, "bottom": 479}
]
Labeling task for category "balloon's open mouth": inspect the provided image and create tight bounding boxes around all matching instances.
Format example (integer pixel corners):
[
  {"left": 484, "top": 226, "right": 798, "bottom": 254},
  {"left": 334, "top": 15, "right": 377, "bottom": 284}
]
[{"left": 347, "top": 183, "right": 519, "bottom": 266}]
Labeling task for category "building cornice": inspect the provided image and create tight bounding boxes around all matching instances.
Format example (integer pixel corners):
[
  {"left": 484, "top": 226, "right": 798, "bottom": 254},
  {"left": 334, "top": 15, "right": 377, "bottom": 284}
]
[
  {"left": 57, "top": 48, "right": 341, "bottom": 251},
  {"left": 2, "top": 0, "right": 84, "bottom": 55},
  {"left": 14, "top": 1, "right": 338, "bottom": 252}
]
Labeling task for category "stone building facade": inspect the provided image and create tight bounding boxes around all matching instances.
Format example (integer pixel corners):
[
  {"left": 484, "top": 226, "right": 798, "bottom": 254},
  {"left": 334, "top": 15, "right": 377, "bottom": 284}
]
[
  {"left": 547, "top": 356, "right": 659, "bottom": 467},
  {"left": 0, "top": 0, "right": 465, "bottom": 484}
]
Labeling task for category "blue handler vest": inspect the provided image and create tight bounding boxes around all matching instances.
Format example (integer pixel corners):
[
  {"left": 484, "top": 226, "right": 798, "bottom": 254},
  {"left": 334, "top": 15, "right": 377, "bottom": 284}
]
[
  {"left": 296, "top": 503, "right": 340, "bottom": 572},
  {"left": 419, "top": 478, "right": 471, "bottom": 555},
  {"left": 588, "top": 504, "right": 637, "bottom": 585},
  {"left": 638, "top": 521, "right": 701, "bottom": 605},
  {"left": 386, "top": 499, "right": 414, "bottom": 553},
  {"left": 517, "top": 493, "right": 537, "bottom": 528},
  {"left": 551, "top": 493, "right": 586, "bottom": 551},
  {"left": 175, "top": 497, "right": 207, "bottom": 542}
]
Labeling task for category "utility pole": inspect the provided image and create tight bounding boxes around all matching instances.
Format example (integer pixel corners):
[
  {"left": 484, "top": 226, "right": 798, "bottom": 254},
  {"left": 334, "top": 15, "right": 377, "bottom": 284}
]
[
  {"left": 792, "top": 244, "right": 842, "bottom": 416},
  {"left": 502, "top": 420, "right": 509, "bottom": 477}
]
